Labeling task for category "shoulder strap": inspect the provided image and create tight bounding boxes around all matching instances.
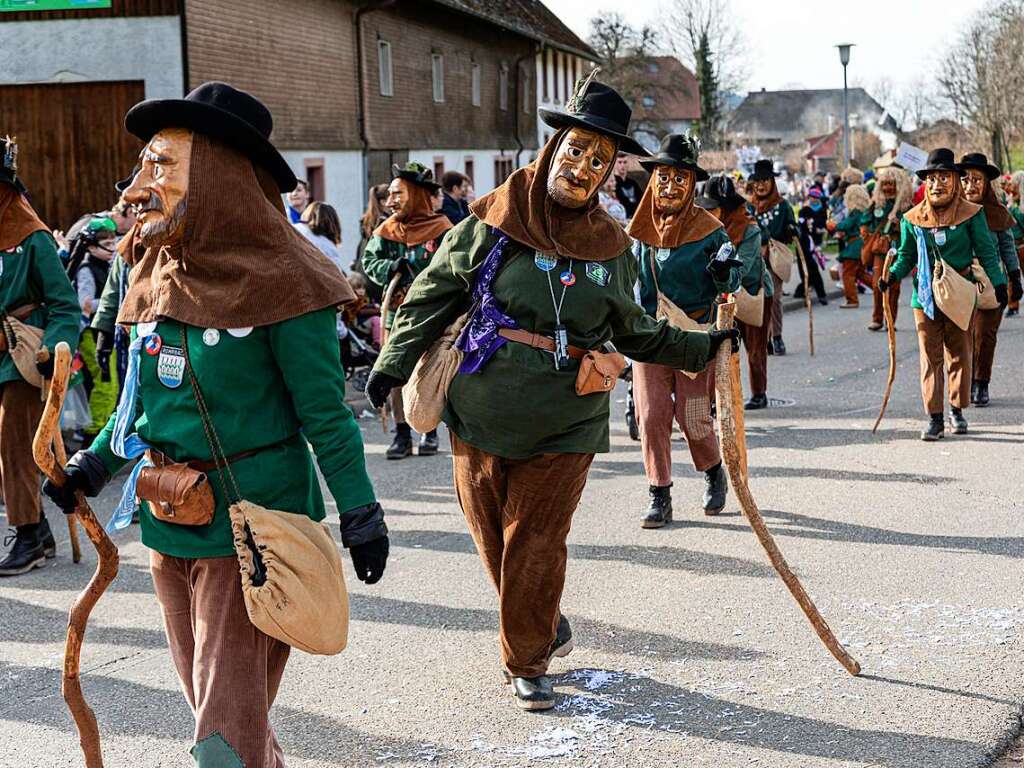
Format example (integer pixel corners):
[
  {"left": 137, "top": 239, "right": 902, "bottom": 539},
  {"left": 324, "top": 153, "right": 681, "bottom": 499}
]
[{"left": 647, "top": 245, "right": 663, "bottom": 296}]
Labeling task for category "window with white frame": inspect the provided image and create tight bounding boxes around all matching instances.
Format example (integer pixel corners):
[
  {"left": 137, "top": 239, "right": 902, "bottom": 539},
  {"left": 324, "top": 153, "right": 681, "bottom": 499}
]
[
  {"left": 378, "top": 40, "right": 393, "bottom": 97},
  {"left": 432, "top": 53, "right": 445, "bottom": 103},
  {"left": 471, "top": 62, "right": 481, "bottom": 107},
  {"left": 499, "top": 63, "right": 509, "bottom": 111}
]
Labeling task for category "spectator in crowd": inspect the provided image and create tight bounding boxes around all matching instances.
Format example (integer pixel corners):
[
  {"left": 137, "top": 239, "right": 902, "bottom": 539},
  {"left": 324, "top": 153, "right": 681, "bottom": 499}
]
[
  {"left": 285, "top": 178, "right": 311, "bottom": 223},
  {"left": 598, "top": 175, "right": 628, "bottom": 225},
  {"left": 794, "top": 188, "right": 829, "bottom": 304},
  {"left": 440, "top": 170, "right": 471, "bottom": 224},
  {"left": 296, "top": 201, "right": 344, "bottom": 274},
  {"left": 613, "top": 153, "right": 643, "bottom": 217},
  {"left": 355, "top": 183, "right": 390, "bottom": 283}
]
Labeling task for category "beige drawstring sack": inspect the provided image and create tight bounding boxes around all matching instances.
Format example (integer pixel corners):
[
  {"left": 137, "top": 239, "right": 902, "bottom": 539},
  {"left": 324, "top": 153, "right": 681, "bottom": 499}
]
[
  {"left": 402, "top": 312, "right": 469, "bottom": 435},
  {"left": 2, "top": 316, "right": 44, "bottom": 388},
  {"left": 932, "top": 260, "right": 978, "bottom": 331},
  {"left": 733, "top": 286, "right": 764, "bottom": 327},
  {"left": 970, "top": 259, "right": 1000, "bottom": 311},
  {"left": 767, "top": 239, "right": 794, "bottom": 283}
]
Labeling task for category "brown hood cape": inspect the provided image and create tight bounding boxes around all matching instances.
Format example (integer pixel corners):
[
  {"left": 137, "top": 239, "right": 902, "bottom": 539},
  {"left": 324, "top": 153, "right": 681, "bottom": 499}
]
[
  {"left": 627, "top": 173, "right": 722, "bottom": 248},
  {"left": 373, "top": 182, "right": 452, "bottom": 246},
  {"left": 752, "top": 180, "right": 785, "bottom": 215},
  {"left": 468, "top": 129, "right": 631, "bottom": 262},
  {"left": 978, "top": 183, "right": 1014, "bottom": 232},
  {"left": 904, "top": 177, "right": 981, "bottom": 229},
  {"left": 718, "top": 204, "right": 755, "bottom": 248},
  {"left": 0, "top": 185, "right": 47, "bottom": 252},
  {"left": 118, "top": 134, "right": 354, "bottom": 329}
]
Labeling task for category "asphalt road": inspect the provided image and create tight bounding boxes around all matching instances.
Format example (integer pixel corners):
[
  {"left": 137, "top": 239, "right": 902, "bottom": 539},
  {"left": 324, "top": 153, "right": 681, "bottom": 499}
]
[{"left": 2, "top": 289, "right": 1022, "bottom": 768}]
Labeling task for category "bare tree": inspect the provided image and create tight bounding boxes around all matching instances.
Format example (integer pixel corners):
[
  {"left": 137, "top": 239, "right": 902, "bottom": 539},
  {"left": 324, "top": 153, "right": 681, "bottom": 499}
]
[{"left": 587, "top": 14, "right": 666, "bottom": 128}]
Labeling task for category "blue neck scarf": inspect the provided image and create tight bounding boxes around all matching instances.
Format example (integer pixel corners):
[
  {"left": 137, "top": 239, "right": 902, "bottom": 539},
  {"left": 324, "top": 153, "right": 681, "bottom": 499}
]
[{"left": 913, "top": 225, "right": 936, "bottom": 320}]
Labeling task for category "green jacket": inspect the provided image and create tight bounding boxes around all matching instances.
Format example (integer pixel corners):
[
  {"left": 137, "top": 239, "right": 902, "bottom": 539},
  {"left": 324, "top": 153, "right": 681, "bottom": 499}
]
[
  {"left": 992, "top": 228, "right": 1020, "bottom": 276},
  {"left": 635, "top": 229, "right": 740, "bottom": 320},
  {"left": 0, "top": 230, "right": 80, "bottom": 385},
  {"left": 754, "top": 201, "right": 796, "bottom": 245},
  {"left": 890, "top": 211, "right": 1007, "bottom": 310},
  {"left": 862, "top": 200, "right": 897, "bottom": 237},
  {"left": 90, "top": 254, "right": 126, "bottom": 335},
  {"left": 362, "top": 234, "right": 443, "bottom": 328},
  {"left": 834, "top": 211, "right": 863, "bottom": 262},
  {"left": 736, "top": 222, "right": 772, "bottom": 297},
  {"left": 1009, "top": 205, "right": 1024, "bottom": 244},
  {"left": 90, "top": 309, "right": 377, "bottom": 559},
  {"left": 374, "top": 217, "right": 712, "bottom": 460}
]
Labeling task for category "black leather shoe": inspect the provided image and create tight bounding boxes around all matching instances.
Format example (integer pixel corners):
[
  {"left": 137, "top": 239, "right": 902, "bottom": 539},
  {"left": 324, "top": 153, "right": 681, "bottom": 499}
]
[
  {"left": 772, "top": 336, "right": 786, "bottom": 356},
  {"left": 511, "top": 675, "right": 555, "bottom": 711},
  {"left": 818, "top": 297, "right": 829, "bottom": 306},
  {"left": 744, "top": 393, "right": 768, "bottom": 410},
  {"left": 766, "top": 340, "right": 774, "bottom": 356},
  {"left": 386, "top": 430, "right": 413, "bottom": 460},
  {"left": 949, "top": 407, "right": 968, "bottom": 435},
  {"left": 970, "top": 381, "right": 978, "bottom": 405},
  {"left": 703, "top": 463, "right": 728, "bottom": 515},
  {"left": 418, "top": 430, "right": 439, "bottom": 456},
  {"left": 1007, "top": 307, "right": 1019, "bottom": 317},
  {"left": 642, "top": 485, "right": 672, "bottom": 529},
  {"left": 39, "top": 514, "right": 56, "bottom": 559},
  {"left": 625, "top": 402, "right": 639, "bottom": 441},
  {"left": 974, "top": 381, "right": 990, "bottom": 408},
  {"left": 921, "top": 413, "right": 944, "bottom": 441},
  {"left": 549, "top": 614, "right": 574, "bottom": 663},
  {"left": 0, "top": 527, "right": 46, "bottom": 577}
]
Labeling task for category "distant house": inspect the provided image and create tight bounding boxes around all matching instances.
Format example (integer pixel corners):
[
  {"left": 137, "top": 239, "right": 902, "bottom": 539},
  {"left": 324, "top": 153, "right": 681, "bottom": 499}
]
[
  {"left": 804, "top": 127, "right": 843, "bottom": 175},
  {"left": 728, "top": 88, "right": 901, "bottom": 168},
  {"left": 629, "top": 56, "right": 702, "bottom": 153}
]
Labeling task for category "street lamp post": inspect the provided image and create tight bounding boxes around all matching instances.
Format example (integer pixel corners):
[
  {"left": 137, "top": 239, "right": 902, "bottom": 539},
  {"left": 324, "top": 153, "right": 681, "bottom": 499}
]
[{"left": 836, "top": 43, "right": 854, "bottom": 168}]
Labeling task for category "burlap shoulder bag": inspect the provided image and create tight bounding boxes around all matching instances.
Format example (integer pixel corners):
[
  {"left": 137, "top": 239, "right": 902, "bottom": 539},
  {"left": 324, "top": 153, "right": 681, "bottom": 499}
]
[
  {"left": 1, "top": 316, "right": 44, "bottom": 388},
  {"left": 649, "top": 250, "right": 709, "bottom": 379},
  {"left": 733, "top": 286, "right": 764, "bottom": 327},
  {"left": 932, "top": 259, "right": 978, "bottom": 331},
  {"left": 182, "top": 329, "right": 349, "bottom": 655},
  {"left": 767, "top": 239, "right": 794, "bottom": 283},
  {"left": 971, "top": 259, "right": 1000, "bottom": 311},
  {"left": 402, "top": 312, "right": 469, "bottom": 434}
]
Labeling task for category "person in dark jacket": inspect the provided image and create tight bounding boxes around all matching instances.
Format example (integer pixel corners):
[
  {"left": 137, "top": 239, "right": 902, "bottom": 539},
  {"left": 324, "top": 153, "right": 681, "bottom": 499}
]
[
  {"left": 440, "top": 170, "right": 471, "bottom": 225},
  {"left": 794, "top": 188, "right": 829, "bottom": 304}
]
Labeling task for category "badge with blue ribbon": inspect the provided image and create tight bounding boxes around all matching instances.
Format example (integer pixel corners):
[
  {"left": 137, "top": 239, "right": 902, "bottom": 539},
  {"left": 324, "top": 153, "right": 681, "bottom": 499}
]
[{"left": 157, "top": 346, "right": 185, "bottom": 389}]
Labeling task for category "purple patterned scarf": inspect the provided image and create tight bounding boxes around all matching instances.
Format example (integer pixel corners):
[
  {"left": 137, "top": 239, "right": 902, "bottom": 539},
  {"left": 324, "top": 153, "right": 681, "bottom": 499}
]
[{"left": 456, "top": 231, "right": 517, "bottom": 374}]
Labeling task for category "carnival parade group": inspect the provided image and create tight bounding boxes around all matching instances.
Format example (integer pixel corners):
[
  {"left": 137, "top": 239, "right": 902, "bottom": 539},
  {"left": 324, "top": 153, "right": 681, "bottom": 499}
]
[{"left": 0, "top": 75, "right": 1019, "bottom": 766}]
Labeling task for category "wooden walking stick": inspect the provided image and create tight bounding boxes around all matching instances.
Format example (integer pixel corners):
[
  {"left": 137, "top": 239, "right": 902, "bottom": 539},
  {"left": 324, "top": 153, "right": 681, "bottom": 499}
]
[
  {"left": 378, "top": 272, "right": 403, "bottom": 433},
  {"left": 793, "top": 238, "right": 815, "bottom": 356},
  {"left": 871, "top": 250, "right": 898, "bottom": 433},
  {"left": 32, "top": 341, "right": 120, "bottom": 768},
  {"left": 715, "top": 299, "right": 860, "bottom": 676},
  {"left": 36, "top": 346, "right": 81, "bottom": 563}
]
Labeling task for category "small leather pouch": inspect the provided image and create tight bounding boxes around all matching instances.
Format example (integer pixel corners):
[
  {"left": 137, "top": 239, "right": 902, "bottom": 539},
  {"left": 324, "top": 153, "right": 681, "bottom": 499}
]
[
  {"left": 136, "top": 460, "right": 215, "bottom": 526},
  {"left": 575, "top": 349, "right": 626, "bottom": 396}
]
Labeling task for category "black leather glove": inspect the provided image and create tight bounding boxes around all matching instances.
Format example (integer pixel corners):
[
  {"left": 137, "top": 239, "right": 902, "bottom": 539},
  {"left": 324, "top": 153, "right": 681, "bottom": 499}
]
[
  {"left": 349, "top": 536, "right": 389, "bottom": 584},
  {"left": 36, "top": 356, "right": 54, "bottom": 379},
  {"left": 387, "top": 259, "right": 407, "bottom": 278},
  {"left": 41, "top": 450, "right": 109, "bottom": 514},
  {"left": 96, "top": 330, "right": 114, "bottom": 382},
  {"left": 1008, "top": 269, "right": 1022, "bottom": 302},
  {"left": 876, "top": 276, "right": 891, "bottom": 293},
  {"left": 706, "top": 256, "right": 743, "bottom": 282},
  {"left": 365, "top": 370, "right": 404, "bottom": 409},
  {"left": 707, "top": 328, "right": 741, "bottom": 356},
  {"left": 995, "top": 282, "right": 1009, "bottom": 308}
]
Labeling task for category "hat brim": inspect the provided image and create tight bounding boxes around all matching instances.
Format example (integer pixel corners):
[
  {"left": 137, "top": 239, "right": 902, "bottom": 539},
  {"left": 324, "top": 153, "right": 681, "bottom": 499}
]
[
  {"left": 695, "top": 191, "right": 745, "bottom": 210},
  {"left": 748, "top": 170, "right": 779, "bottom": 181},
  {"left": 956, "top": 161, "right": 1001, "bottom": 180},
  {"left": 538, "top": 108, "right": 651, "bottom": 157},
  {"left": 638, "top": 155, "right": 709, "bottom": 181},
  {"left": 125, "top": 98, "right": 298, "bottom": 192},
  {"left": 394, "top": 170, "right": 441, "bottom": 193},
  {"left": 915, "top": 163, "right": 960, "bottom": 180}
]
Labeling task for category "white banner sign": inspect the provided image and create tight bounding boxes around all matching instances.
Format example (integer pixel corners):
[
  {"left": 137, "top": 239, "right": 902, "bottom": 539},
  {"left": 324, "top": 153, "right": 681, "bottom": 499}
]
[{"left": 895, "top": 142, "right": 928, "bottom": 172}]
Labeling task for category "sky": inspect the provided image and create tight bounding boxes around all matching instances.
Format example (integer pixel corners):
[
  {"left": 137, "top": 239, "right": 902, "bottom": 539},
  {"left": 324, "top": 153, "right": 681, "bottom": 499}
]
[{"left": 543, "top": 0, "right": 988, "bottom": 103}]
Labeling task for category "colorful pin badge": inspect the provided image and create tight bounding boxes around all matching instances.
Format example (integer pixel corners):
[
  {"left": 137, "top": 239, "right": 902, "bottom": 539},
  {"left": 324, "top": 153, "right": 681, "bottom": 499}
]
[
  {"left": 560, "top": 270, "right": 576, "bottom": 287},
  {"left": 586, "top": 262, "right": 611, "bottom": 287},
  {"left": 202, "top": 329, "right": 221, "bottom": 346},
  {"left": 935, "top": 230, "right": 947, "bottom": 246},
  {"left": 144, "top": 334, "right": 162, "bottom": 356},
  {"left": 535, "top": 253, "right": 558, "bottom": 272}
]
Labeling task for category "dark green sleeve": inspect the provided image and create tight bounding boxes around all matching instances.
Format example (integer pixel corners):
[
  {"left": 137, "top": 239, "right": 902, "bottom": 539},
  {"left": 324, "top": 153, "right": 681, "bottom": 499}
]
[
  {"left": 889, "top": 218, "right": 918, "bottom": 282},
  {"left": 608, "top": 251, "right": 711, "bottom": 373},
  {"left": 89, "top": 396, "right": 143, "bottom": 476},
  {"left": 779, "top": 204, "right": 797, "bottom": 243},
  {"left": 970, "top": 212, "right": 1006, "bottom": 287},
  {"left": 27, "top": 232, "right": 80, "bottom": 357},
  {"left": 361, "top": 235, "right": 395, "bottom": 288},
  {"left": 737, "top": 224, "right": 765, "bottom": 294},
  {"left": 710, "top": 229, "right": 742, "bottom": 295},
  {"left": 90, "top": 255, "right": 123, "bottom": 334},
  {"left": 996, "top": 229, "right": 1019, "bottom": 273},
  {"left": 268, "top": 308, "right": 376, "bottom": 514}
]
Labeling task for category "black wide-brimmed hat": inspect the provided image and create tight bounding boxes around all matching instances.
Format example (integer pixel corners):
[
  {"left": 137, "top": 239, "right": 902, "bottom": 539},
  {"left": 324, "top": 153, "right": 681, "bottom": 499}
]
[
  {"left": 957, "top": 152, "right": 1001, "bottom": 180},
  {"left": 124, "top": 81, "right": 297, "bottom": 192},
  {"left": 696, "top": 174, "right": 746, "bottom": 210},
  {"left": 1, "top": 136, "right": 27, "bottom": 195},
  {"left": 639, "top": 133, "right": 708, "bottom": 180},
  {"left": 915, "top": 148, "right": 959, "bottom": 180},
  {"left": 539, "top": 77, "right": 650, "bottom": 157},
  {"left": 392, "top": 161, "right": 441, "bottom": 193},
  {"left": 748, "top": 159, "right": 779, "bottom": 182}
]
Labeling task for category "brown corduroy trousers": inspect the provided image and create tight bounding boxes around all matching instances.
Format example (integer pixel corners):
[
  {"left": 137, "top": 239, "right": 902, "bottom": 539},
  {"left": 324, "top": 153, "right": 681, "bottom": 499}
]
[
  {"left": 151, "top": 552, "right": 290, "bottom": 768},
  {"left": 872, "top": 254, "right": 901, "bottom": 326},
  {"left": 971, "top": 306, "right": 1003, "bottom": 382},
  {"left": 840, "top": 259, "right": 873, "bottom": 305},
  {"left": 913, "top": 308, "right": 973, "bottom": 415},
  {"left": 450, "top": 432, "right": 593, "bottom": 678},
  {"left": 738, "top": 296, "right": 771, "bottom": 397},
  {"left": 633, "top": 360, "right": 720, "bottom": 485},
  {"left": 1, "top": 380, "right": 43, "bottom": 527},
  {"left": 768, "top": 272, "right": 784, "bottom": 338}
]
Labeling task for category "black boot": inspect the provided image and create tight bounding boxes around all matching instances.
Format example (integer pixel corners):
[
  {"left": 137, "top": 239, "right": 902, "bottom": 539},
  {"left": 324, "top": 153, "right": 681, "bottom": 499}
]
[
  {"left": 510, "top": 675, "right": 555, "bottom": 711},
  {"left": 641, "top": 485, "right": 672, "bottom": 529},
  {"left": 970, "top": 381, "right": 978, "bottom": 405},
  {"left": 418, "top": 430, "right": 439, "bottom": 456},
  {"left": 386, "top": 424, "right": 413, "bottom": 460},
  {"left": 974, "top": 380, "right": 990, "bottom": 408},
  {"left": 949, "top": 407, "right": 968, "bottom": 435},
  {"left": 921, "top": 413, "right": 944, "bottom": 441},
  {"left": 772, "top": 336, "right": 786, "bottom": 356},
  {"left": 744, "top": 393, "right": 768, "bottom": 410},
  {"left": 0, "top": 525, "right": 45, "bottom": 577},
  {"left": 39, "top": 514, "right": 56, "bottom": 559},
  {"left": 1007, "top": 306, "right": 1019, "bottom": 317},
  {"left": 625, "top": 400, "right": 639, "bottom": 441},
  {"left": 703, "top": 462, "right": 728, "bottom": 515},
  {"left": 766, "top": 340, "right": 774, "bottom": 356},
  {"left": 548, "top": 614, "right": 574, "bottom": 663}
]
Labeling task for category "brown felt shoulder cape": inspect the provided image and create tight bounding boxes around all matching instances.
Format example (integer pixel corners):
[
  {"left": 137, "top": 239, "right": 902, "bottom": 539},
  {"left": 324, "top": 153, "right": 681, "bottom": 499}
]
[
  {"left": 904, "top": 178, "right": 981, "bottom": 229},
  {"left": 0, "top": 185, "right": 47, "bottom": 252},
  {"left": 469, "top": 129, "right": 631, "bottom": 262},
  {"left": 118, "top": 134, "right": 354, "bottom": 329},
  {"left": 627, "top": 170, "right": 722, "bottom": 248},
  {"left": 719, "top": 204, "right": 755, "bottom": 247},
  {"left": 373, "top": 182, "right": 452, "bottom": 246},
  {"left": 979, "top": 184, "right": 1014, "bottom": 232}
]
